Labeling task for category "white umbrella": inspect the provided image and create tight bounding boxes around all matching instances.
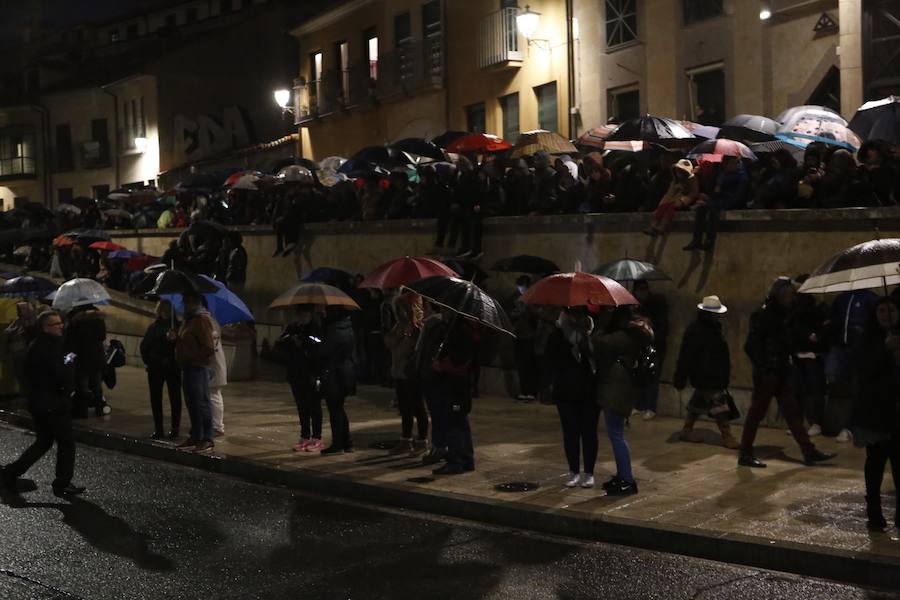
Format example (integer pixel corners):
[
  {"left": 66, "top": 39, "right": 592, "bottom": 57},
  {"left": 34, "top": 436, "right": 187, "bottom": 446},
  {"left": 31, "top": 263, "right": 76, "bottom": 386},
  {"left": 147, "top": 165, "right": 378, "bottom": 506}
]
[
  {"left": 798, "top": 239, "right": 900, "bottom": 294},
  {"left": 52, "top": 278, "right": 111, "bottom": 311}
]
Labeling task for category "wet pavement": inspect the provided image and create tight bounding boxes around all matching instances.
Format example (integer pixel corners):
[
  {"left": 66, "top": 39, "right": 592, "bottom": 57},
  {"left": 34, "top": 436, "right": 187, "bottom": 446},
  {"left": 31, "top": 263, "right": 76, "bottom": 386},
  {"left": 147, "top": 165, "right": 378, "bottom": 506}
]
[
  {"left": 1, "top": 427, "right": 897, "bottom": 600},
  {"left": 1, "top": 365, "right": 899, "bottom": 584}
]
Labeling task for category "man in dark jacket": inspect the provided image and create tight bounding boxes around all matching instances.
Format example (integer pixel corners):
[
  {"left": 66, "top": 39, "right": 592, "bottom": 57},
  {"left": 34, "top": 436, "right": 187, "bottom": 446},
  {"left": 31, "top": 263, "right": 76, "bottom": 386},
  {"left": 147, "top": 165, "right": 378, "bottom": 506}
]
[
  {"left": 674, "top": 296, "right": 738, "bottom": 448},
  {"left": 318, "top": 312, "right": 357, "bottom": 455},
  {"left": 65, "top": 304, "right": 107, "bottom": 418},
  {"left": 2, "top": 310, "right": 85, "bottom": 497},
  {"left": 633, "top": 281, "right": 668, "bottom": 420},
  {"left": 174, "top": 292, "right": 216, "bottom": 453},
  {"left": 740, "top": 277, "right": 837, "bottom": 468},
  {"left": 140, "top": 300, "right": 181, "bottom": 440}
]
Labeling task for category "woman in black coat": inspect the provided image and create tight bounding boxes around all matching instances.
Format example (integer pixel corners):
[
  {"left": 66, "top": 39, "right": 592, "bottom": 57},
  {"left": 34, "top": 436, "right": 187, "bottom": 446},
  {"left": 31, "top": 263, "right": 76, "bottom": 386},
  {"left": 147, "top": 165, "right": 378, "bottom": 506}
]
[
  {"left": 140, "top": 300, "right": 182, "bottom": 439},
  {"left": 318, "top": 310, "right": 357, "bottom": 456},
  {"left": 545, "top": 308, "right": 598, "bottom": 488},
  {"left": 853, "top": 297, "right": 900, "bottom": 530}
]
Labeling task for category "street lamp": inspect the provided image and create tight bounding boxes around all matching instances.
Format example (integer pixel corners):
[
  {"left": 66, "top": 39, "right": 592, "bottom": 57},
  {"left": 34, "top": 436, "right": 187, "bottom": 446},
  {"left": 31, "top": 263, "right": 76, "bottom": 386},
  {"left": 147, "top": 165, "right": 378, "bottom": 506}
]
[
  {"left": 759, "top": 2, "right": 772, "bottom": 19},
  {"left": 133, "top": 136, "right": 148, "bottom": 153},
  {"left": 516, "top": 5, "right": 541, "bottom": 40},
  {"left": 273, "top": 88, "right": 291, "bottom": 110}
]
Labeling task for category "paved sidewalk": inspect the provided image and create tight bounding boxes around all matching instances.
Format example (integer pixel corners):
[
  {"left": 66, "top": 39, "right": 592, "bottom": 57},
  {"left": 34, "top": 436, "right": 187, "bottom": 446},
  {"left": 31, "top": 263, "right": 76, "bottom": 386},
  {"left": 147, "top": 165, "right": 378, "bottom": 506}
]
[{"left": 1, "top": 366, "right": 898, "bottom": 587}]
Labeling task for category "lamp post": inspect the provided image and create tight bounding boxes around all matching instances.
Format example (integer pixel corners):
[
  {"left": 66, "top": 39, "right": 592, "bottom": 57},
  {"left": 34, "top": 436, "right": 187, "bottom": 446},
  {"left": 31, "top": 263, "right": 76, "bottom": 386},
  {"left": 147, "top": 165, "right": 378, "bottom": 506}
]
[
  {"left": 274, "top": 88, "right": 292, "bottom": 112},
  {"left": 516, "top": 5, "right": 541, "bottom": 40}
]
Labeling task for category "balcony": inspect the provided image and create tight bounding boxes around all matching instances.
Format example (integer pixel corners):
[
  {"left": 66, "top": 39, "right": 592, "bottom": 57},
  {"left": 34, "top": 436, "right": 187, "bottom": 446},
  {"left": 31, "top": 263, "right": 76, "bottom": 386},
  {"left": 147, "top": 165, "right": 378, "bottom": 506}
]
[
  {"left": 478, "top": 7, "right": 523, "bottom": 70},
  {"left": 294, "top": 40, "right": 443, "bottom": 125}
]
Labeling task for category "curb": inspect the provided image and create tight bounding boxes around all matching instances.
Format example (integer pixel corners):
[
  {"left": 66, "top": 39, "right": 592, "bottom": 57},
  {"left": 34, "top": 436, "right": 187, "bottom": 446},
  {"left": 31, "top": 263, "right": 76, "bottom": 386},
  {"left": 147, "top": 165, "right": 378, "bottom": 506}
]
[{"left": 2, "top": 409, "right": 897, "bottom": 590}]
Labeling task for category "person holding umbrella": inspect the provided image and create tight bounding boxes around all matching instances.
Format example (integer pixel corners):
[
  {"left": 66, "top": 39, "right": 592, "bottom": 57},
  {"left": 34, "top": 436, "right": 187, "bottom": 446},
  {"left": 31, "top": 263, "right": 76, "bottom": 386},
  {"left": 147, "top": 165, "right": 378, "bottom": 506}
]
[
  {"left": 173, "top": 290, "right": 216, "bottom": 453},
  {"left": 64, "top": 303, "right": 109, "bottom": 418},
  {"left": 276, "top": 305, "right": 325, "bottom": 452},
  {"left": 140, "top": 300, "right": 182, "bottom": 440},
  {"left": 318, "top": 307, "right": 357, "bottom": 455}
]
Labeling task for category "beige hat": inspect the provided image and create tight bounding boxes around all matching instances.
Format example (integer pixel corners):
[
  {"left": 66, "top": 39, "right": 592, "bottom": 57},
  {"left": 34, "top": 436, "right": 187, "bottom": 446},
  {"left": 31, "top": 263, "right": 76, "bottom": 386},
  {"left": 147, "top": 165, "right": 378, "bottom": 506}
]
[
  {"left": 673, "top": 159, "right": 694, "bottom": 176},
  {"left": 698, "top": 295, "right": 727, "bottom": 314}
]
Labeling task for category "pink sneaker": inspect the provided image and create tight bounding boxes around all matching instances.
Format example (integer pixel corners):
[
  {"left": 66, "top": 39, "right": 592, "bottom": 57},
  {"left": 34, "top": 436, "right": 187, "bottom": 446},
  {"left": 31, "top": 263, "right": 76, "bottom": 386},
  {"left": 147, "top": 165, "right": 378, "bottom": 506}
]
[
  {"left": 293, "top": 438, "right": 310, "bottom": 452},
  {"left": 305, "top": 438, "right": 324, "bottom": 452}
]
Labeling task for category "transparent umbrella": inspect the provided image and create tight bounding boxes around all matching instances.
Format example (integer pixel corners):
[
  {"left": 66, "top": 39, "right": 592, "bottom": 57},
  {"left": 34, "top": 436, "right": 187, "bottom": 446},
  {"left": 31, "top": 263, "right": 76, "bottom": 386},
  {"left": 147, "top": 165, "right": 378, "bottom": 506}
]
[{"left": 52, "top": 278, "right": 111, "bottom": 312}]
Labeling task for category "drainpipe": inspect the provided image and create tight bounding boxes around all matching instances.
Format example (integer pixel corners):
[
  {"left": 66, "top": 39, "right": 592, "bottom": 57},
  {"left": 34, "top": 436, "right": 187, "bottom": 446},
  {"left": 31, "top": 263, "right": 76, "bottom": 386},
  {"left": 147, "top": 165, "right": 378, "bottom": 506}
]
[
  {"left": 32, "top": 103, "right": 51, "bottom": 206},
  {"left": 565, "top": 0, "right": 576, "bottom": 139},
  {"left": 101, "top": 87, "right": 120, "bottom": 189}
]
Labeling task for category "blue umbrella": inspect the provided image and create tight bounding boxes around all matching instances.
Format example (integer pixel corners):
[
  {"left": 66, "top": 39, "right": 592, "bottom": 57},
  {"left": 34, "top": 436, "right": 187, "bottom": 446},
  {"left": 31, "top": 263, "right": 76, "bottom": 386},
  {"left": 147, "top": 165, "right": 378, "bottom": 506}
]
[
  {"left": 108, "top": 249, "right": 142, "bottom": 259},
  {"left": 0, "top": 275, "right": 58, "bottom": 298},
  {"left": 160, "top": 275, "right": 254, "bottom": 325}
]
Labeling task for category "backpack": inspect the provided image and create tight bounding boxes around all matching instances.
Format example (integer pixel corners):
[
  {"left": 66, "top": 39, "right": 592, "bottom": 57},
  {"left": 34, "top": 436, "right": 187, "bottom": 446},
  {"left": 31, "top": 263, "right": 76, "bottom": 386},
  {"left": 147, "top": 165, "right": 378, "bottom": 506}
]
[
  {"left": 631, "top": 344, "right": 658, "bottom": 383},
  {"left": 106, "top": 339, "right": 126, "bottom": 368}
]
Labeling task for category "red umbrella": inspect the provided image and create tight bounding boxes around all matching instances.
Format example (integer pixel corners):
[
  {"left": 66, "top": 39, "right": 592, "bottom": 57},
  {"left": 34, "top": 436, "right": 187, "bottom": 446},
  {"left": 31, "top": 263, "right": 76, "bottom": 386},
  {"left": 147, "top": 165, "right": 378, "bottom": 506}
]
[
  {"left": 125, "top": 254, "right": 160, "bottom": 272},
  {"left": 446, "top": 133, "right": 512, "bottom": 154},
  {"left": 360, "top": 256, "right": 458, "bottom": 289},
  {"left": 88, "top": 241, "right": 125, "bottom": 251},
  {"left": 52, "top": 234, "right": 76, "bottom": 247},
  {"left": 522, "top": 272, "right": 638, "bottom": 307}
]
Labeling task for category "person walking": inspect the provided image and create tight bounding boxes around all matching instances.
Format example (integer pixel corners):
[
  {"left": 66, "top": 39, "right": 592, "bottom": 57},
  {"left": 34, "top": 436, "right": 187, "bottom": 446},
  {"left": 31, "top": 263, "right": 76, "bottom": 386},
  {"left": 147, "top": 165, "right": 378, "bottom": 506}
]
[
  {"left": 276, "top": 305, "right": 325, "bottom": 452},
  {"left": 384, "top": 293, "right": 429, "bottom": 456},
  {"left": 139, "top": 300, "right": 182, "bottom": 440},
  {"left": 319, "top": 310, "right": 357, "bottom": 455},
  {"left": 853, "top": 297, "right": 900, "bottom": 530},
  {"left": 1, "top": 310, "right": 85, "bottom": 497},
  {"left": 64, "top": 303, "right": 108, "bottom": 418},
  {"left": 740, "top": 277, "right": 837, "bottom": 468},
  {"left": 545, "top": 308, "right": 599, "bottom": 488},
  {"left": 673, "top": 296, "right": 739, "bottom": 449},
  {"left": 593, "top": 306, "right": 652, "bottom": 496},
  {"left": 174, "top": 291, "right": 216, "bottom": 453}
]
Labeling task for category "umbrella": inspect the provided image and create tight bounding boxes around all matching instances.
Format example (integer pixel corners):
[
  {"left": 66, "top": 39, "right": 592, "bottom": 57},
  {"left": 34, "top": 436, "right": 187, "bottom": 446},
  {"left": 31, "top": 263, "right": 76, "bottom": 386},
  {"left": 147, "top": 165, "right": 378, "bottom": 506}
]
[
  {"left": 687, "top": 139, "right": 757, "bottom": 162},
  {"left": 337, "top": 158, "right": 390, "bottom": 179},
  {"left": 52, "top": 278, "right": 111, "bottom": 311},
  {"left": 605, "top": 116, "right": 696, "bottom": 146},
  {"left": 848, "top": 96, "right": 900, "bottom": 143},
  {"left": 12, "top": 245, "right": 31, "bottom": 257},
  {"left": 318, "top": 156, "right": 347, "bottom": 172},
  {"left": 360, "top": 256, "right": 458, "bottom": 289},
  {"left": 269, "top": 282, "right": 360, "bottom": 310},
  {"left": 748, "top": 140, "right": 805, "bottom": 162},
  {"left": 55, "top": 204, "right": 82, "bottom": 217},
  {"left": 103, "top": 208, "right": 134, "bottom": 221},
  {"left": 602, "top": 140, "right": 670, "bottom": 153},
  {"left": 522, "top": 272, "right": 638, "bottom": 307},
  {"left": 149, "top": 270, "right": 219, "bottom": 295},
  {"left": 160, "top": 275, "right": 254, "bottom": 325},
  {"left": 776, "top": 105, "right": 860, "bottom": 151},
  {"left": 403, "top": 276, "right": 514, "bottom": 336},
  {"left": 275, "top": 165, "right": 314, "bottom": 184},
  {"left": 224, "top": 170, "right": 265, "bottom": 190},
  {"left": 577, "top": 125, "right": 618, "bottom": 149},
  {"left": 52, "top": 235, "right": 76, "bottom": 247},
  {"left": 509, "top": 130, "right": 578, "bottom": 158},
  {"left": 391, "top": 138, "right": 445, "bottom": 161},
  {"left": 176, "top": 171, "right": 220, "bottom": 190},
  {"left": 718, "top": 114, "right": 779, "bottom": 143},
  {"left": 0, "top": 275, "right": 58, "bottom": 298},
  {"left": 303, "top": 267, "right": 354, "bottom": 291},
  {"left": 446, "top": 133, "right": 512, "bottom": 154},
  {"left": 798, "top": 238, "right": 900, "bottom": 294},
  {"left": 108, "top": 249, "right": 142, "bottom": 259},
  {"left": 352, "top": 145, "right": 401, "bottom": 168},
  {"left": 68, "top": 229, "right": 111, "bottom": 242},
  {"left": 88, "top": 241, "right": 125, "bottom": 251},
  {"left": 491, "top": 255, "right": 560, "bottom": 275},
  {"left": 431, "top": 130, "right": 470, "bottom": 149},
  {"left": 593, "top": 259, "right": 671, "bottom": 282}
]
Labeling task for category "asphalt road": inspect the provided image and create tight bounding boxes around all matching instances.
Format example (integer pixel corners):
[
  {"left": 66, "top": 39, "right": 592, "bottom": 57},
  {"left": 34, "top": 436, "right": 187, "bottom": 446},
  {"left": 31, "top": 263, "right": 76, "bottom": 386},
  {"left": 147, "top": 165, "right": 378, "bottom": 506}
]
[{"left": 0, "top": 426, "right": 897, "bottom": 600}]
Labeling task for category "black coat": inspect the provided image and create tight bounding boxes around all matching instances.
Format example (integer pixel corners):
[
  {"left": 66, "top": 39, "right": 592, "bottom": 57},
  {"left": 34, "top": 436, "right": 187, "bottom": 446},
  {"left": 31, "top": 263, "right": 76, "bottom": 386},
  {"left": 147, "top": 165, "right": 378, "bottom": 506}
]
[
  {"left": 64, "top": 307, "right": 106, "bottom": 373},
  {"left": 637, "top": 293, "right": 669, "bottom": 362},
  {"left": 744, "top": 303, "right": 792, "bottom": 378},
  {"left": 854, "top": 329, "right": 900, "bottom": 435},
  {"left": 545, "top": 328, "right": 595, "bottom": 404},
  {"left": 25, "top": 333, "right": 73, "bottom": 415},
  {"left": 140, "top": 318, "right": 180, "bottom": 372},
  {"left": 674, "top": 315, "right": 730, "bottom": 391},
  {"left": 276, "top": 321, "right": 322, "bottom": 386},
  {"left": 317, "top": 316, "right": 356, "bottom": 398}
]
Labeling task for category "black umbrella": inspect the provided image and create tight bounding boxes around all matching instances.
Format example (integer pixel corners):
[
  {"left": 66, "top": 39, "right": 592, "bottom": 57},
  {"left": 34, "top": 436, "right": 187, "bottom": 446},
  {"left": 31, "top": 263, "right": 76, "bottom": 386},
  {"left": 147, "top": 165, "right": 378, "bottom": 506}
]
[
  {"left": 430, "top": 130, "right": 469, "bottom": 149},
  {"left": 491, "top": 255, "right": 560, "bottom": 275},
  {"left": 717, "top": 114, "right": 779, "bottom": 143},
  {"left": 20, "top": 202, "right": 54, "bottom": 219},
  {"left": 391, "top": 138, "right": 445, "bottom": 161},
  {"left": 849, "top": 96, "right": 900, "bottom": 143},
  {"left": 0, "top": 228, "right": 54, "bottom": 245},
  {"left": 150, "top": 269, "right": 219, "bottom": 295},
  {"left": 269, "top": 157, "right": 319, "bottom": 173},
  {"left": 798, "top": 238, "right": 900, "bottom": 294},
  {"left": 0, "top": 275, "right": 58, "bottom": 298},
  {"left": 437, "top": 258, "right": 489, "bottom": 285},
  {"left": 352, "top": 145, "right": 401, "bottom": 168},
  {"left": 403, "top": 275, "right": 514, "bottom": 336},
  {"left": 67, "top": 228, "right": 111, "bottom": 242},
  {"left": 593, "top": 259, "right": 671, "bottom": 282},
  {"left": 605, "top": 116, "right": 696, "bottom": 145}
]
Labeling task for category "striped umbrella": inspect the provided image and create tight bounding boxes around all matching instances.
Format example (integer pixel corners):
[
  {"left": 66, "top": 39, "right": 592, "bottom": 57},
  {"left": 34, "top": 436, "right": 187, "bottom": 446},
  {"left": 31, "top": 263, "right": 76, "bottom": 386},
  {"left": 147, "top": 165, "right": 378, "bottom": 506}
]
[
  {"left": 687, "top": 139, "right": 758, "bottom": 162},
  {"left": 360, "top": 256, "right": 458, "bottom": 289},
  {"left": 577, "top": 125, "right": 618, "bottom": 149},
  {"left": 269, "top": 282, "right": 360, "bottom": 310},
  {"left": 509, "top": 130, "right": 578, "bottom": 158}
]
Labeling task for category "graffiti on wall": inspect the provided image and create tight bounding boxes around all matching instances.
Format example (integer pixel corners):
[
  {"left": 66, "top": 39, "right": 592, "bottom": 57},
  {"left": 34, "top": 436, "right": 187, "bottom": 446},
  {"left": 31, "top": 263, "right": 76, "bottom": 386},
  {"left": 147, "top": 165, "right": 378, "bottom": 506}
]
[{"left": 173, "top": 106, "right": 252, "bottom": 161}]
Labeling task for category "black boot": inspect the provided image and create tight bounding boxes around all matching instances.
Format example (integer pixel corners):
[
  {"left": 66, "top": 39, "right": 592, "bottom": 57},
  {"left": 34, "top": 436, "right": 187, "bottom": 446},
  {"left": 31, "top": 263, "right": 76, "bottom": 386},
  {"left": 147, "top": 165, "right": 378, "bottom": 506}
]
[{"left": 867, "top": 495, "right": 887, "bottom": 530}]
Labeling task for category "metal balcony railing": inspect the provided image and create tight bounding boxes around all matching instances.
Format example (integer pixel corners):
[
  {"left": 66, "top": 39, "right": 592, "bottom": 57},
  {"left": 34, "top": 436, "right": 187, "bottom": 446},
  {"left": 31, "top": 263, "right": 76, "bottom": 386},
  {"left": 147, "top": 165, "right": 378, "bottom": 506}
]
[
  {"left": 478, "top": 7, "right": 523, "bottom": 69},
  {"left": 375, "top": 40, "right": 443, "bottom": 98}
]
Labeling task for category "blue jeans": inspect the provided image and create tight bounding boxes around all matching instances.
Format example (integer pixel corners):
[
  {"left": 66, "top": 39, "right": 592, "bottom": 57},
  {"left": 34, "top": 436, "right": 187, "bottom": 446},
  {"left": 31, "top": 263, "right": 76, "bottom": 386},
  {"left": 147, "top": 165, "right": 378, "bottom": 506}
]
[
  {"left": 603, "top": 409, "right": 633, "bottom": 483},
  {"left": 182, "top": 366, "right": 212, "bottom": 441}
]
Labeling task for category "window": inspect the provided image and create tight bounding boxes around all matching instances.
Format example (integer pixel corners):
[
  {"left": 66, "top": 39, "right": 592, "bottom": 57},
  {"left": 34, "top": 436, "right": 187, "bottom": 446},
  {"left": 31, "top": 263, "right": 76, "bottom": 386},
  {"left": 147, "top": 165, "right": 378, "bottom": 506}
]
[
  {"left": 56, "top": 123, "right": 73, "bottom": 171},
  {"left": 185, "top": 7, "right": 198, "bottom": 23},
  {"left": 58, "top": 188, "right": 73, "bottom": 205},
  {"left": 466, "top": 102, "right": 486, "bottom": 134},
  {"left": 0, "top": 128, "right": 36, "bottom": 177},
  {"left": 122, "top": 98, "right": 146, "bottom": 150},
  {"left": 164, "top": 13, "right": 177, "bottom": 27},
  {"left": 93, "top": 185, "right": 110, "bottom": 201},
  {"left": 336, "top": 41, "right": 350, "bottom": 100},
  {"left": 126, "top": 23, "right": 139, "bottom": 39},
  {"left": 394, "top": 12, "right": 411, "bottom": 47},
  {"left": 687, "top": 66, "right": 725, "bottom": 125},
  {"left": 605, "top": 0, "right": 637, "bottom": 48},
  {"left": 499, "top": 93, "right": 519, "bottom": 142},
  {"left": 394, "top": 13, "right": 413, "bottom": 84},
  {"left": 683, "top": 0, "right": 723, "bottom": 25},
  {"left": 608, "top": 86, "right": 640, "bottom": 122},
  {"left": 84, "top": 118, "right": 110, "bottom": 167},
  {"left": 535, "top": 82, "right": 558, "bottom": 132},
  {"left": 422, "top": 0, "right": 443, "bottom": 77},
  {"left": 309, "top": 52, "right": 323, "bottom": 109},
  {"left": 363, "top": 27, "right": 378, "bottom": 79}
]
